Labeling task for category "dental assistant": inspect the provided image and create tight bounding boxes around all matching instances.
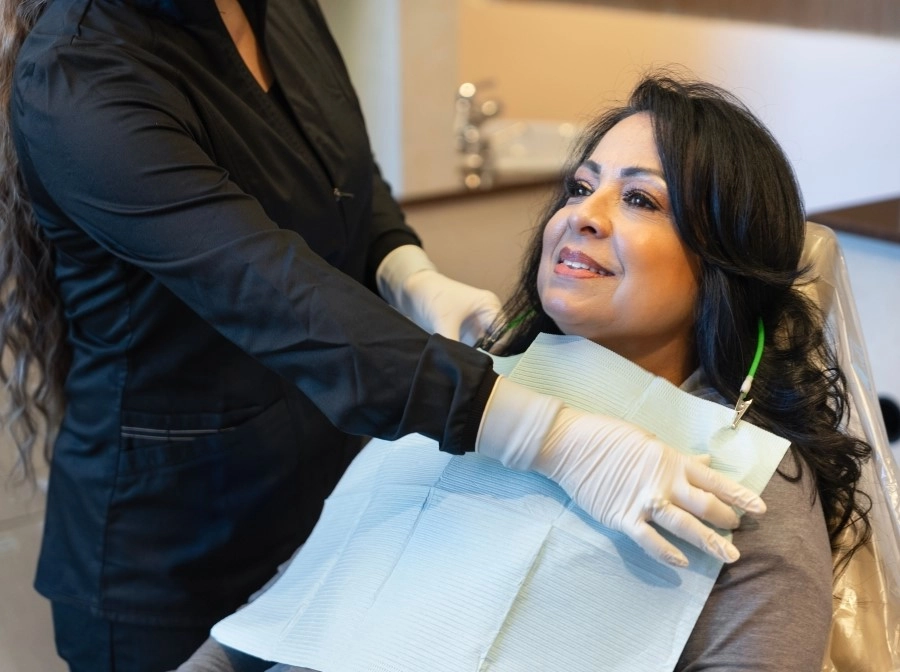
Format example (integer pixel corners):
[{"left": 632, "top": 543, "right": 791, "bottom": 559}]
[{"left": 3, "top": 1, "right": 764, "bottom": 670}]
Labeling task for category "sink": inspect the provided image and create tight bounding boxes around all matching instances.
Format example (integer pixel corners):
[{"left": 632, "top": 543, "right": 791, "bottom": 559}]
[{"left": 481, "top": 118, "right": 584, "bottom": 179}]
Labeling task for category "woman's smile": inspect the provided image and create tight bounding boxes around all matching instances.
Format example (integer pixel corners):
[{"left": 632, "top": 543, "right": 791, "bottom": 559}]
[{"left": 556, "top": 247, "right": 614, "bottom": 278}]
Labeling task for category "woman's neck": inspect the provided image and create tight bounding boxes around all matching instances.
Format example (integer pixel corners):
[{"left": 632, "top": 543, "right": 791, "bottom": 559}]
[{"left": 600, "top": 333, "right": 697, "bottom": 387}]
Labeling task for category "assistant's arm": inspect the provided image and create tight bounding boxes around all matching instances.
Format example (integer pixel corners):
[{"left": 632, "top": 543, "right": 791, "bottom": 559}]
[
  {"left": 368, "top": 163, "right": 502, "bottom": 345},
  {"left": 12, "top": 44, "right": 496, "bottom": 452}
]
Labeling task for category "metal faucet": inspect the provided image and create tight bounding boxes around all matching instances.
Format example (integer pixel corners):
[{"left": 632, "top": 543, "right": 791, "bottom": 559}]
[{"left": 453, "top": 81, "right": 503, "bottom": 190}]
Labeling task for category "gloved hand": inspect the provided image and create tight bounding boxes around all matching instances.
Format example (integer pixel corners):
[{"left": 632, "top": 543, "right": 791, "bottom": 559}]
[
  {"left": 376, "top": 245, "right": 502, "bottom": 346},
  {"left": 476, "top": 377, "right": 767, "bottom": 567}
]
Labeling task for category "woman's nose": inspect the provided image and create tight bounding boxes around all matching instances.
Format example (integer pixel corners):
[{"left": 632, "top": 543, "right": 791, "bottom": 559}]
[{"left": 566, "top": 197, "right": 610, "bottom": 237}]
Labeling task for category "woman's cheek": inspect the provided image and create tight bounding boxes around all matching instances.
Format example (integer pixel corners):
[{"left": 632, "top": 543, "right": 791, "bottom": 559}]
[{"left": 536, "top": 263, "right": 550, "bottom": 300}]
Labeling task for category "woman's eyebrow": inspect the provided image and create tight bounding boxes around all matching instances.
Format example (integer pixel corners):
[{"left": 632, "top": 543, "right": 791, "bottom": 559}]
[
  {"left": 580, "top": 160, "right": 664, "bottom": 181},
  {"left": 580, "top": 159, "right": 602, "bottom": 176},
  {"left": 620, "top": 166, "right": 665, "bottom": 180}
]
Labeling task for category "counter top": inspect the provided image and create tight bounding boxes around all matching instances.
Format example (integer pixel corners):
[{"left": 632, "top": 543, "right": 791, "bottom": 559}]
[{"left": 808, "top": 196, "right": 900, "bottom": 245}]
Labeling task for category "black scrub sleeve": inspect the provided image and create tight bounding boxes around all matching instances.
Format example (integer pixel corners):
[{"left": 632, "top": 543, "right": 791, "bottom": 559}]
[{"left": 12, "top": 35, "right": 498, "bottom": 455}]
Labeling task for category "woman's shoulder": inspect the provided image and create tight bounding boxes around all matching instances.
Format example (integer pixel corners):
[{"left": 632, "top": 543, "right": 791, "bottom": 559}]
[
  {"left": 678, "top": 448, "right": 833, "bottom": 671},
  {"left": 679, "top": 366, "right": 832, "bottom": 668}
]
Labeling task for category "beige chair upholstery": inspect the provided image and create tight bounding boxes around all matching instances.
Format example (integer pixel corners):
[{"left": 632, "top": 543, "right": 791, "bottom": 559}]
[{"left": 800, "top": 223, "right": 900, "bottom": 671}]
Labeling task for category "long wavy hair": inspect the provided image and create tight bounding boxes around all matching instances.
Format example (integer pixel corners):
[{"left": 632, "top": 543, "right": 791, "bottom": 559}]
[
  {"left": 0, "top": 0, "right": 67, "bottom": 483},
  {"left": 495, "top": 73, "right": 871, "bottom": 565}
]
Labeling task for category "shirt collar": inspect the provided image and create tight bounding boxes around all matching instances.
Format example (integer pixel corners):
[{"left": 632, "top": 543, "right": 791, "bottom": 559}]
[{"left": 680, "top": 368, "right": 727, "bottom": 406}]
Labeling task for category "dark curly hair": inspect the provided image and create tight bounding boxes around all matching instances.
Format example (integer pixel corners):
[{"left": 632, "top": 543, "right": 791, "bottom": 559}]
[
  {"left": 0, "top": 0, "right": 66, "bottom": 484},
  {"left": 494, "top": 72, "right": 871, "bottom": 566}
]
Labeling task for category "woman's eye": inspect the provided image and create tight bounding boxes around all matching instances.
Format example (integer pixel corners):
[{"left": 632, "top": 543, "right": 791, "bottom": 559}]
[
  {"left": 623, "top": 189, "right": 657, "bottom": 210},
  {"left": 564, "top": 177, "right": 592, "bottom": 198}
]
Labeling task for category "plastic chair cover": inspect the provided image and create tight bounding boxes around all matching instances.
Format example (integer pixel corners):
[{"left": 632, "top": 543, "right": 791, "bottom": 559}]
[{"left": 801, "top": 223, "right": 900, "bottom": 671}]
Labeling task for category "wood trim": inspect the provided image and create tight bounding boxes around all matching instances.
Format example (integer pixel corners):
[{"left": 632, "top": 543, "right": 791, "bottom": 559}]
[
  {"left": 522, "top": 0, "right": 900, "bottom": 37},
  {"left": 809, "top": 196, "right": 900, "bottom": 244}
]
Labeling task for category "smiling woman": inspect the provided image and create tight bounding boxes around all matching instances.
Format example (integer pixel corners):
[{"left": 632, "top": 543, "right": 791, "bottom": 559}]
[
  {"left": 173, "top": 74, "right": 875, "bottom": 672},
  {"left": 474, "top": 73, "right": 875, "bottom": 668}
]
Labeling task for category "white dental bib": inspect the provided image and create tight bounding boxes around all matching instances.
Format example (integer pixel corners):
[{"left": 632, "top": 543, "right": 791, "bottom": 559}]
[{"left": 211, "top": 334, "right": 789, "bottom": 671}]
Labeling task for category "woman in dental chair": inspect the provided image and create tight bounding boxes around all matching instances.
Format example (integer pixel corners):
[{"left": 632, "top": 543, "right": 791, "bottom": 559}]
[{"left": 175, "top": 74, "right": 875, "bottom": 672}]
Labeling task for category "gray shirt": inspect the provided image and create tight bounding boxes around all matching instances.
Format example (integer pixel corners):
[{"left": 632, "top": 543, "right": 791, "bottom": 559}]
[
  {"left": 676, "top": 370, "right": 833, "bottom": 671},
  {"left": 676, "top": 450, "right": 832, "bottom": 671}
]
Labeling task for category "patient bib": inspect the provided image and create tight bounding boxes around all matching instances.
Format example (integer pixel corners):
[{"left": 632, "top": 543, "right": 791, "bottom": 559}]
[{"left": 212, "top": 334, "right": 789, "bottom": 671}]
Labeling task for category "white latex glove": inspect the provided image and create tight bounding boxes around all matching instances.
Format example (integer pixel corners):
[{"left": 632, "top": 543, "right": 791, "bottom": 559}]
[
  {"left": 376, "top": 245, "right": 502, "bottom": 346},
  {"left": 476, "top": 377, "right": 767, "bottom": 567}
]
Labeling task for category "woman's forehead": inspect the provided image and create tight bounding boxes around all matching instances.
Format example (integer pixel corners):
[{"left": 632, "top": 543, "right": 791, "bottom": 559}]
[{"left": 578, "top": 114, "right": 665, "bottom": 186}]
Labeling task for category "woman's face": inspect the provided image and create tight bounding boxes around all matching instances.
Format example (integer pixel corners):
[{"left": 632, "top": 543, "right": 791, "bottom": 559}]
[{"left": 537, "top": 112, "right": 700, "bottom": 384}]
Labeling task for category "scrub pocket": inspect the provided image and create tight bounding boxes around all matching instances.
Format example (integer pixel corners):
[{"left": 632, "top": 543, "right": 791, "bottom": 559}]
[{"left": 102, "top": 398, "right": 306, "bottom": 624}]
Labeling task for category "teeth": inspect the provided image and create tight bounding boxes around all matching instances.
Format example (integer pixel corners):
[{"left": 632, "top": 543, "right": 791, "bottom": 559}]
[{"left": 563, "top": 259, "right": 600, "bottom": 273}]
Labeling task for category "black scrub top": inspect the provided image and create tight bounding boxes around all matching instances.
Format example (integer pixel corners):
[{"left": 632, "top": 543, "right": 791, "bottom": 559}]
[{"left": 12, "top": 0, "right": 497, "bottom": 626}]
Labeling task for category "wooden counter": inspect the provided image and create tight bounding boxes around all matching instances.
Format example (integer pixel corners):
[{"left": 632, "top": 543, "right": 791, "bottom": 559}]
[{"left": 809, "top": 196, "right": 900, "bottom": 244}]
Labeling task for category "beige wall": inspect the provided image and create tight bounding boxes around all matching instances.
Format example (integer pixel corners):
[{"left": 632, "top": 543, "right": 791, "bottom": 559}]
[
  {"left": 400, "top": 2, "right": 461, "bottom": 198},
  {"left": 326, "top": 1, "right": 900, "bottom": 210},
  {"left": 404, "top": 184, "right": 555, "bottom": 300},
  {"left": 459, "top": 1, "right": 679, "bottom": 121},
  {"left": 457, "top": 0, "right": 900, "bottom": 213}
]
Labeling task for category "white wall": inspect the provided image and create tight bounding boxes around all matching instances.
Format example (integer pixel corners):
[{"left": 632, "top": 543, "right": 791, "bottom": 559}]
[{"left": 318, "top": 1, "right": 403, "bottom": 192}]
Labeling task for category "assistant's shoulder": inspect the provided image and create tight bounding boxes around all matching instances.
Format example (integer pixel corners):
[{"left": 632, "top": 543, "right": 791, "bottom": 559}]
[
  {"left": 14, "top": 0, "right": 191, "bottom": 112},
  {"left": 13, "top": 3, "right": 200, "bottom": 174},
  {"left": 18, "top": 0, "right": 159, "bottom": 65}
]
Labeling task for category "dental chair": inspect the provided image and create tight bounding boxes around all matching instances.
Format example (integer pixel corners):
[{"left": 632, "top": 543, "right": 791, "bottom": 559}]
[{"left": 801, "top": 222, "right": 900, "bottom": 671}]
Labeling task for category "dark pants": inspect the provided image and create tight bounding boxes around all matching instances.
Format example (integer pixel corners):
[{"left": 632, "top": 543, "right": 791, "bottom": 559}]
[{"left": 51, "top": 601, "right": 213, "bottom": 672}]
